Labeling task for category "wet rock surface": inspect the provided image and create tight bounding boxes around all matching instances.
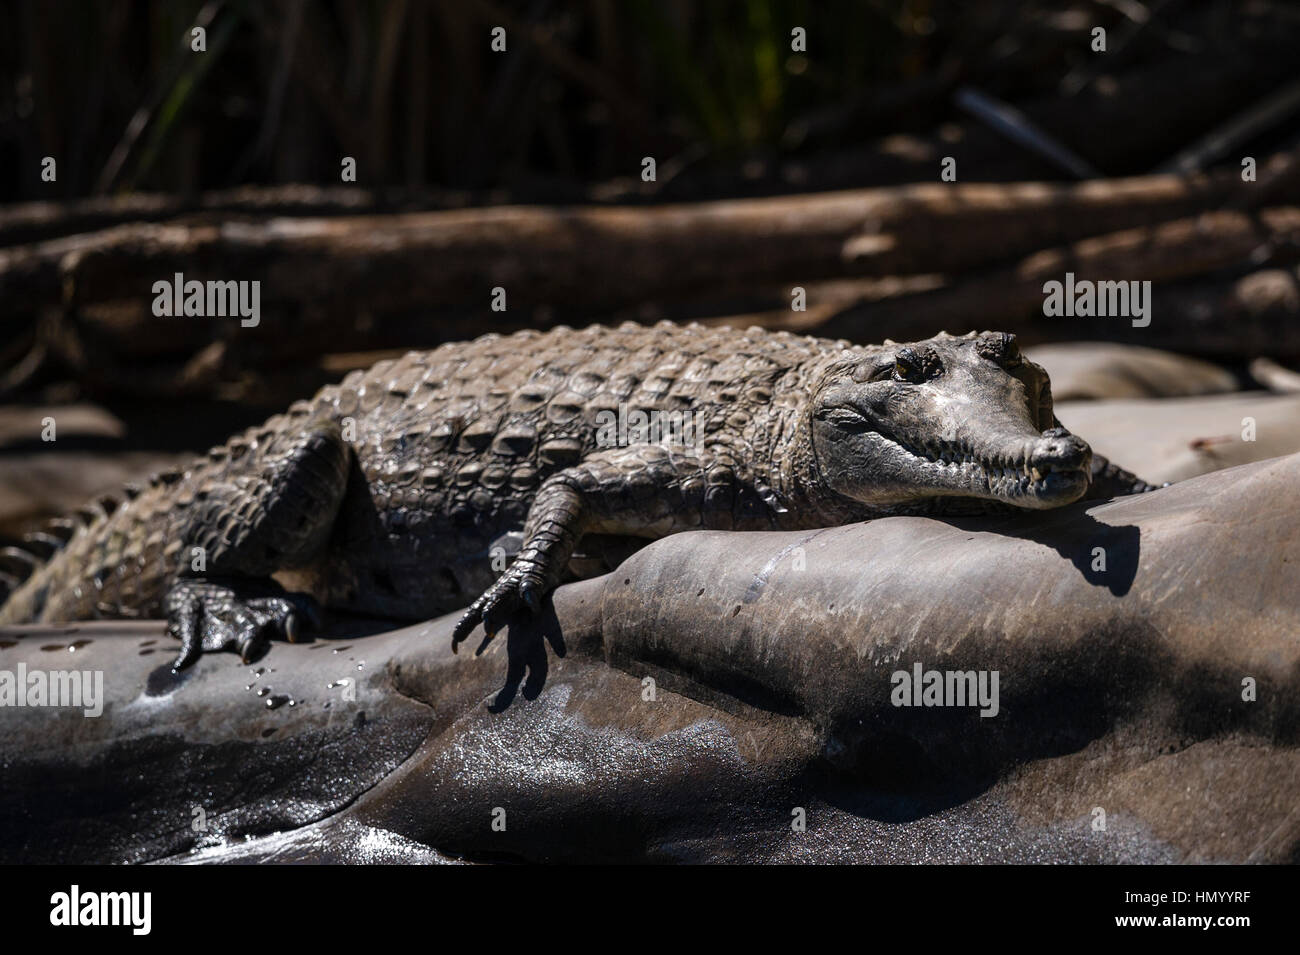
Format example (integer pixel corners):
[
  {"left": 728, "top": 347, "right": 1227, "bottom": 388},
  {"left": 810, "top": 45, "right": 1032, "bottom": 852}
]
[{"left": 2, "top": 453, "right": 1298, "bottom": 863}]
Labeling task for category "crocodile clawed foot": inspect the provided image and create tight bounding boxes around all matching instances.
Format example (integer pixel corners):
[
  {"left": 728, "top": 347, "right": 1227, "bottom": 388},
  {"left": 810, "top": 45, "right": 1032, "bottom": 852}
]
[
  {"left": 451, "top": 560, "right": 547, "bottom": 655},
  {"left": 164, "top": 577, "right": 322, "bottom": 670}
]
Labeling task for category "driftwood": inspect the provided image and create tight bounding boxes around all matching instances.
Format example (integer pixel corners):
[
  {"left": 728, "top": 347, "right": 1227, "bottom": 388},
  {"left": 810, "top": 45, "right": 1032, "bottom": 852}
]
[
  {"left": 3, "top": 152, "right": 1299, "bottom": 400},
  {"left": 2, "top": 157, "right": 1294, "bottom": 324},
  {"left": 1250, "top": 356, "right": 1300, "bottom": 393},
  {"left": 0, "top": 185, "right": 480, "bottom": 248},
  {"left": 815, "top": 209, "right": 1300, "bottom": 355}
]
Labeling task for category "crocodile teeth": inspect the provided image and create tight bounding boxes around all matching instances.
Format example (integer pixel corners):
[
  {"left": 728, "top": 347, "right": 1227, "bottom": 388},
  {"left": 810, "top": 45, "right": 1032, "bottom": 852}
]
[{"left": 1031, "top": 467, "right": 1044, "bottom": 482}]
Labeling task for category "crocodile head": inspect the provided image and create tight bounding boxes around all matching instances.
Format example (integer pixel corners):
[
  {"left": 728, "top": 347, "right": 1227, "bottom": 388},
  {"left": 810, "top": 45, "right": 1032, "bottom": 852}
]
[{"left": 810, "top": 331, "right": 1091, "bottom": 511}]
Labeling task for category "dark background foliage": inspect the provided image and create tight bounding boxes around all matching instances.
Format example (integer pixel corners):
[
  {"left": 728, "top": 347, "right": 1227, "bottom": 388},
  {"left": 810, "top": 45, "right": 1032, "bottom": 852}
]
[{"left": 5, "top": 0, "right": 1296, "bottom": 202}]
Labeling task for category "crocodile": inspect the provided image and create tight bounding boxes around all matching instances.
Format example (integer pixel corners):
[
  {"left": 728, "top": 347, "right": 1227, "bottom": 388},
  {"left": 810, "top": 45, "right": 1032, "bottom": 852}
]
[{"left": 0, "top": 322, "right": 1157, "bottom": 667}]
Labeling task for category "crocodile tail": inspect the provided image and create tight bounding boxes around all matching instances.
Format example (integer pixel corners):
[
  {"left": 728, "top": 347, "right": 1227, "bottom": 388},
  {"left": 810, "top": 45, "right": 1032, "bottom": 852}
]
[
  {"left": 0, "top": 492, "right": 123, "bottom": 609},
  {"left": 1084, "top": 454, "right": 1166, "bottom": 500},
  {"left": 0, "top": 462, "right": 185, "bottom": 618}
]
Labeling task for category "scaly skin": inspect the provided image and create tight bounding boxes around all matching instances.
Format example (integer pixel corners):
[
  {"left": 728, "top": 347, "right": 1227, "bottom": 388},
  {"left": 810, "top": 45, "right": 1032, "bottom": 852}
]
[{"left": 0, "top": 322, "right": 1157, "bottom": 666}]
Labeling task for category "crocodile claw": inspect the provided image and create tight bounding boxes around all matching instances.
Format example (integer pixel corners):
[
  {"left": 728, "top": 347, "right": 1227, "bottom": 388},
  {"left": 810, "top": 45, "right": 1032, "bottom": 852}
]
[
  {"left": 520, "top": 582, "right": 541, "bottom": 613},
  {"left": 165, "top": 578, "right": 321, "bottom": 670},
  {"left": 451, "top": 559, "right": 548, "bottom": 654}
]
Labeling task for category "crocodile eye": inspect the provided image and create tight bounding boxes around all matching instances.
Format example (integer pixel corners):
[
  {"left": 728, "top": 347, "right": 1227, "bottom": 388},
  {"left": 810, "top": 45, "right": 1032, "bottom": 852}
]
[
  {"left": 979, "top": 332, "right": 1022, "bottom": 367},
  {"left": 893, "top": 348, "right": 921, "bottom": 382}
]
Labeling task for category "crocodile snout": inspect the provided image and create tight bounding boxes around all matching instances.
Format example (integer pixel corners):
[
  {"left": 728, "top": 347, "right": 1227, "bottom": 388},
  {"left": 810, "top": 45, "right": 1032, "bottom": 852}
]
[{"left": 1029, "top": 427, "right": 1091, "bottom": 477}]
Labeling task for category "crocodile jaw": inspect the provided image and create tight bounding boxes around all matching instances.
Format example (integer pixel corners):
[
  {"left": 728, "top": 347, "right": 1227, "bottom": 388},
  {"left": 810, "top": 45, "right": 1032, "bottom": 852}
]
[{"left": 862, "top": 429, "right": 1090, "bottom": 508}]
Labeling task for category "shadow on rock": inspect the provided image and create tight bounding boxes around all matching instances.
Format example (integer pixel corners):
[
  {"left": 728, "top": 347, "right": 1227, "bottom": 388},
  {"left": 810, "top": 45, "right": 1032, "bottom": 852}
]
[
  {"left": 478, "top": 599, "right": 567, "bottom": 712},
  {"left": 952, "top": 508, "right": 1140, "bottom": 596}
]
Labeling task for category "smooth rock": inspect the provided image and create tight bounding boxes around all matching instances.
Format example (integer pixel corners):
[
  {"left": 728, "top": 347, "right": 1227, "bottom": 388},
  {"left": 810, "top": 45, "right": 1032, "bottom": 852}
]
[
  {"left": 3, "top": 453, "right": 1297, "bottom": 863},
  {"left": 1058, "top": 391, "right": 1300, "bottom": 483},
  {"left": 1027, "top": 342, "right": 1239, "bottom": 400}
]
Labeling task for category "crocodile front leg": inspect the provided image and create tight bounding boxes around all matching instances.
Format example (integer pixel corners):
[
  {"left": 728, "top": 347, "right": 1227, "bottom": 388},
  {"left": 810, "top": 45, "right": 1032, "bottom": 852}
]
[{"left": 451, "top": 442, "right": 756, "bottom": 652}]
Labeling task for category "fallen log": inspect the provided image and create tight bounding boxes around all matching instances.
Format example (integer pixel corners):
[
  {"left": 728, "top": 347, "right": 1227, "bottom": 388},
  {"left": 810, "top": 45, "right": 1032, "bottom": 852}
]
[
  {"left": 2, "top": 158, "right": 1294, "bottom": 323},
  {"left": 0, "top": 184, "right": 488, "bottom": 249},
  {"left": 816, "top": 209, "right": 1300, "bottom": 354}
]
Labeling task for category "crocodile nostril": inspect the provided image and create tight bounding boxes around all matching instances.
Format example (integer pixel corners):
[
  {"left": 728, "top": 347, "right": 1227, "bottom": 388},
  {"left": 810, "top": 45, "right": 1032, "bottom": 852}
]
[{"left": 1032, "top": 433, "right": 1090, "bottom": 471}]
